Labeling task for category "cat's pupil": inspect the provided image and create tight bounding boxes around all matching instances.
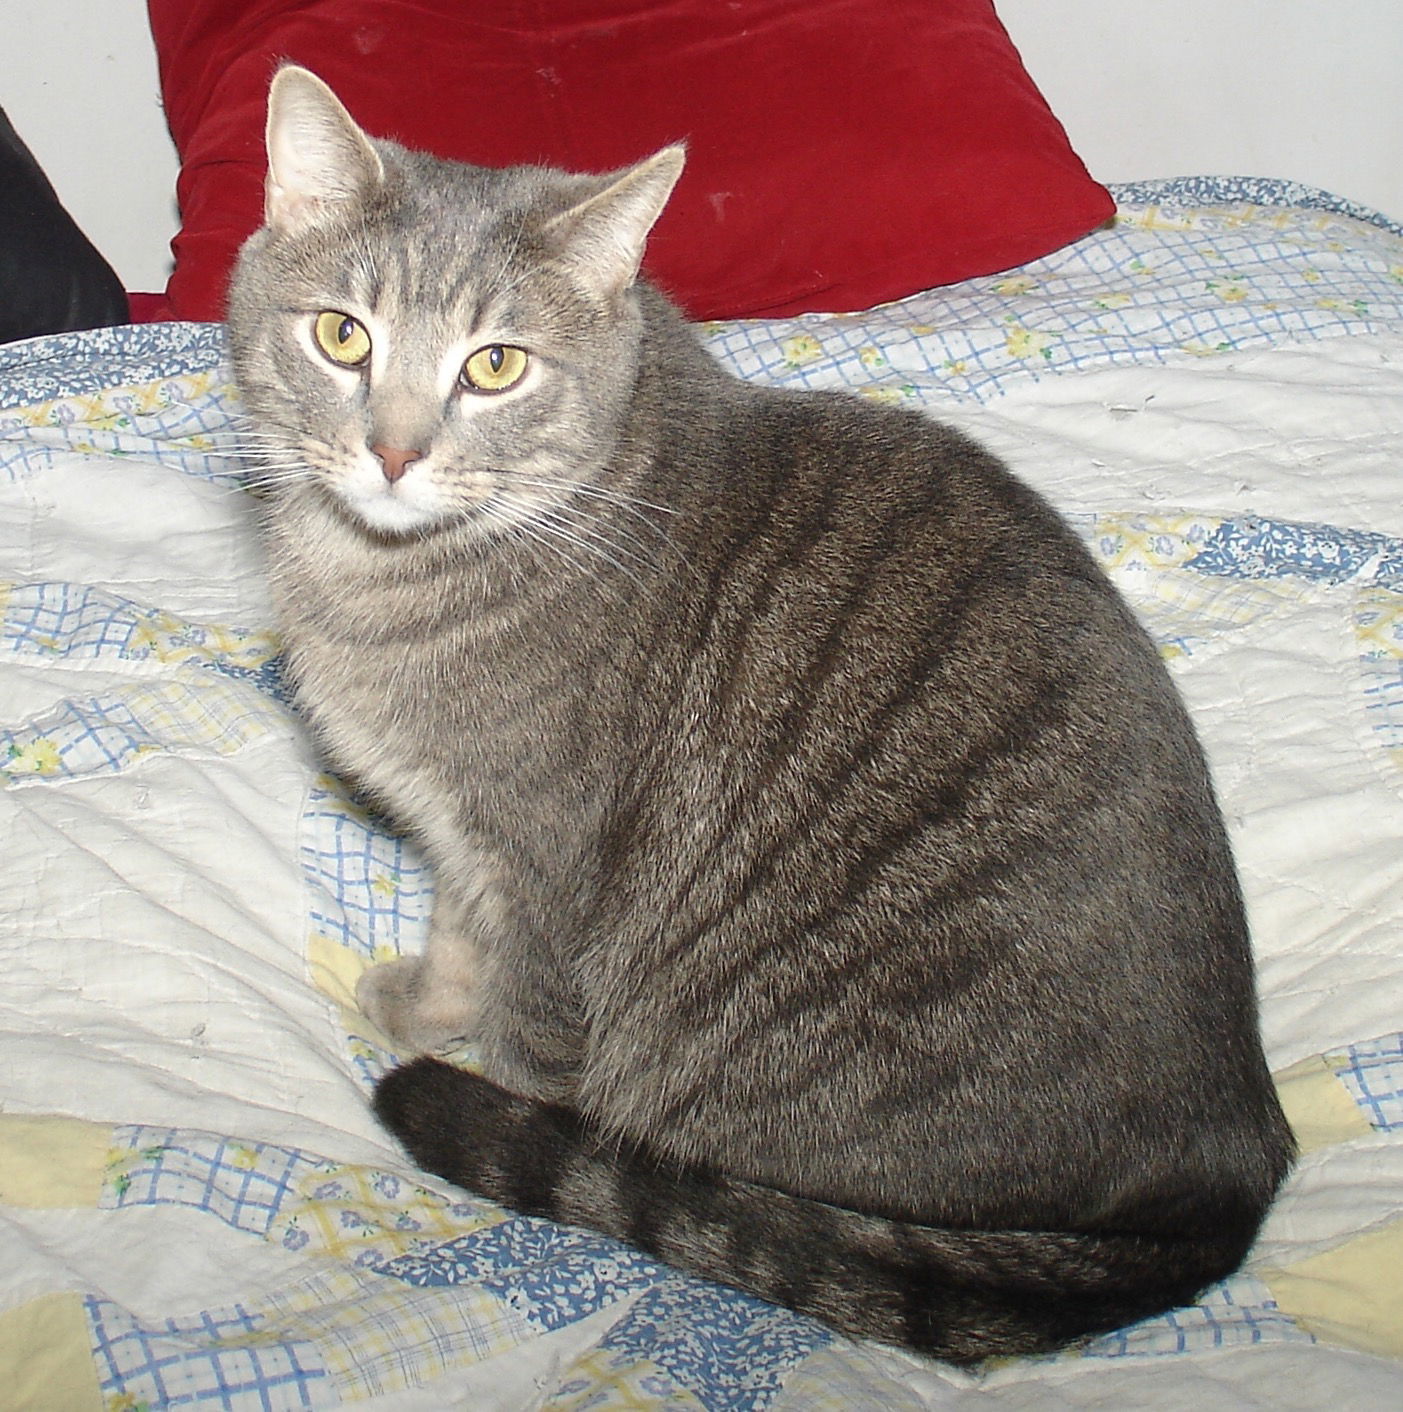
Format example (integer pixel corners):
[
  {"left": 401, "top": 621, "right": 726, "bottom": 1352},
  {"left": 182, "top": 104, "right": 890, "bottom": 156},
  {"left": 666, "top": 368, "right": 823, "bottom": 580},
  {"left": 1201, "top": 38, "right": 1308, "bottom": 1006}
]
[
  {"left": 487, "top": 346, "right": 504, "bottom": 372},
  {"left": 337, "top": 318, "right": 356, "bottom": 346}
]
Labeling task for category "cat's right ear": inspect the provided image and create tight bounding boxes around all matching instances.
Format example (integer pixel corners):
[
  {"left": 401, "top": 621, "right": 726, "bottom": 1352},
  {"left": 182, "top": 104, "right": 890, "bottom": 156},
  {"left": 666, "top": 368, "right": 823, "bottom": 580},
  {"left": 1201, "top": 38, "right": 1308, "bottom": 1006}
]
[
  {"left": 546, "top": 146, "right": 686, "bottom": 300},
  {"left": 263, "top": 65, "right": 384, "bottom": 235}
]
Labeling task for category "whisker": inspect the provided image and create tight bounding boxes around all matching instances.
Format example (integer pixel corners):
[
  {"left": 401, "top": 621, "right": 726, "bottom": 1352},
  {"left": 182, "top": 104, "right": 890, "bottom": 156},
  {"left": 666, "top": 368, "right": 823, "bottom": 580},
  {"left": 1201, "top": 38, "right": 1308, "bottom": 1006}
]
[
  {"left": 501, "top": 473, "right": 691, "bottom": 575},
  {"left": 478, "top": 502, "right": 594, "bottom": 588},
  {"left": 504, "top": 489, "right": 657, "bottom": 562},
  {"left": 484, "top": 499, "right": 613, "bottom": 585},
  {"left": 213, "top": 462, "right": 322, "bottom": 498},
  {"left": 537, "top": 503, "right": 667, "bottom": 575},
  {"left": 232, "top": 463, "right": 318, "bottom": 481},
  {"left": 494, "top": 493, "right": 649, "bottom": 589},
  {"left": 508, "top": 473, "right": 678, "bottom": 523}
]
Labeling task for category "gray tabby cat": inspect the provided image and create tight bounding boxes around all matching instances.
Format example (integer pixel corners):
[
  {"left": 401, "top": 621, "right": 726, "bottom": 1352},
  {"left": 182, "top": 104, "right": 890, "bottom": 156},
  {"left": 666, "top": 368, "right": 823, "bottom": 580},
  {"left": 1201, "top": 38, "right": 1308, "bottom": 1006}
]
[{"left": 228, "top": 65, "right": 1293, "bottom": 1363}]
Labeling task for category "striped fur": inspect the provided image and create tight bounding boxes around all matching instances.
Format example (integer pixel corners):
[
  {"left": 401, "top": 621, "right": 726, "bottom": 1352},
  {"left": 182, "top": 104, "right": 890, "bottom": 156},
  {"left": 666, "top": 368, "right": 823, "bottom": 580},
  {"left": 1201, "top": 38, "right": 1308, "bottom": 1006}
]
[
  {"left": 229, "top": 67, "right": 1294, "bottom": 1362},
  {"left": 373, "top": 1059, "right": 1268, "bottom": 1363}
]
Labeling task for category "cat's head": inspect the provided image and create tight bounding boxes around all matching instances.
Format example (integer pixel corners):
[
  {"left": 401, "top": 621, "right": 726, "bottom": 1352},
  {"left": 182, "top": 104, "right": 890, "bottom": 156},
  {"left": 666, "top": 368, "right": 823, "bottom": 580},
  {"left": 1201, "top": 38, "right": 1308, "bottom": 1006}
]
[{"left": 227, "top": 65, "right": 683, "bottom": 540}]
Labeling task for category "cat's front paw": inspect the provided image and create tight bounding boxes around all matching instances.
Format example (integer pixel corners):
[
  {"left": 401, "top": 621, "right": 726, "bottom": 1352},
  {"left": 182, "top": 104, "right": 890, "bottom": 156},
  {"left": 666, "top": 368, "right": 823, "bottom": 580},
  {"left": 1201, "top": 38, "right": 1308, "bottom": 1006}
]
[{"left": 356, "top": 957, "right": 475, "bottom": 1056}]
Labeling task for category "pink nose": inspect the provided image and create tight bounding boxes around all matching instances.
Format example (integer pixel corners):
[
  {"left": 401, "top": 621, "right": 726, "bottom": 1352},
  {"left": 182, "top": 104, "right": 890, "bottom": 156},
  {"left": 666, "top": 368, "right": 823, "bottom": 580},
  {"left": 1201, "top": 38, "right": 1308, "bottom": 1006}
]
[{"left": 371, "top": 444, "right": 424, "bottom": 484}]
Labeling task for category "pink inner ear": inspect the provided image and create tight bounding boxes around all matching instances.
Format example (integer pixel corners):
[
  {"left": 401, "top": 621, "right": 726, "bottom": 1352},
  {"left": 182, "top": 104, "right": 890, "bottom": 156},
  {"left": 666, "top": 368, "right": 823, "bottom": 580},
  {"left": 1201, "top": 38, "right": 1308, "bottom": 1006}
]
[
  {"left": 261, "top": 67, "right": 385, "bottom": 235},
  {"left": 548, "top": 148, "right": 686, "bottom": 298},
  {"left": 263, "top": 179, "right": 293, "bottom": 229},
  {"left": 262, "top": 174, "right": 321, "bottom": 235}
]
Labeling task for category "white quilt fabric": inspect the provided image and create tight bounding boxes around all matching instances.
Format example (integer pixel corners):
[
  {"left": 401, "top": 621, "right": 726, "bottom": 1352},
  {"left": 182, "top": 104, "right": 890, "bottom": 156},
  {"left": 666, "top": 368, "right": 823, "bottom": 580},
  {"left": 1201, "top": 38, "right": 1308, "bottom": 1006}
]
[{"left": 1, "top": 190, "right": 1401, "bottom": 1409}]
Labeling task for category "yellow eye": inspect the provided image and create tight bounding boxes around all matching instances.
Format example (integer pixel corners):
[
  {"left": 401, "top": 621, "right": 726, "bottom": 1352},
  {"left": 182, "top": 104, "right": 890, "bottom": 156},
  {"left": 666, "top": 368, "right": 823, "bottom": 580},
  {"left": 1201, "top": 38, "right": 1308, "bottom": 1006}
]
[
  {"left": 313, "top": 311, "right": 372, "bottom": 367},
  {"left": 462, "top": 344, "right": 529, "bottom": 393}
]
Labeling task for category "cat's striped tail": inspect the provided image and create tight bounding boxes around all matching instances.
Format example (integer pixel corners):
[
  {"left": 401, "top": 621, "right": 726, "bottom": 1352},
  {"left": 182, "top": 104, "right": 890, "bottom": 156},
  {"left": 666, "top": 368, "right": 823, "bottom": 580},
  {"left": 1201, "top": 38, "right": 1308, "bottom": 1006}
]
[{"left": 372, "top": 1057, "right": 1248, "bottom": 1363}]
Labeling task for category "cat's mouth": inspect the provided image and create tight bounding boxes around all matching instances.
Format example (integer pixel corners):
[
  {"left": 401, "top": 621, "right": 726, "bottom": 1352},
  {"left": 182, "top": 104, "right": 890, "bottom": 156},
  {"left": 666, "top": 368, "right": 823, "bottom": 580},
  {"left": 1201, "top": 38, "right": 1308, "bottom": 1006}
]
[
  {"left": 329, "top": 474, "right": 449, "bottom": 538},
  {"left": 331, "top": 464, "right": 501, "bottom": 541}
]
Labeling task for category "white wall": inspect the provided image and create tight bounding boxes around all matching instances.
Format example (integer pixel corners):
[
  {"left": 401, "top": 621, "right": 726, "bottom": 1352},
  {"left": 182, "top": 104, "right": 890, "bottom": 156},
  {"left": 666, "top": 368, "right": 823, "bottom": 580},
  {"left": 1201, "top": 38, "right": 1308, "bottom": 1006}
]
[
  {"left": 0, "top": 1, "right": 1399, "bottom": 295},
  {"left": 1, "top": 1, "right": 179, "bottom": 291},
  {"left": 998, "top": 0, "right": 1403, "bottom": 222}
]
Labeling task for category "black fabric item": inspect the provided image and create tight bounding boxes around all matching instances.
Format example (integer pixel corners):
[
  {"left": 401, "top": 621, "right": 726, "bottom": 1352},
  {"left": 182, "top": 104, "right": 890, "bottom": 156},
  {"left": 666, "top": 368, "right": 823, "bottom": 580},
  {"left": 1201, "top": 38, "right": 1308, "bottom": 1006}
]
[{"left": 1, "top": 104, "right": 128, "bottom": 343}]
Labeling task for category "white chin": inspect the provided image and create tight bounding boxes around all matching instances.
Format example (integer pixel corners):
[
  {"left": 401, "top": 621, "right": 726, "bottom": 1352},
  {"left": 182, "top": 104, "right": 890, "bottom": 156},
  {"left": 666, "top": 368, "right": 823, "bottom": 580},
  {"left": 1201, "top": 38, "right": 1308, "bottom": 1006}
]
[{"left": 342, "top": 490, "right": 442, "bottom": 536}]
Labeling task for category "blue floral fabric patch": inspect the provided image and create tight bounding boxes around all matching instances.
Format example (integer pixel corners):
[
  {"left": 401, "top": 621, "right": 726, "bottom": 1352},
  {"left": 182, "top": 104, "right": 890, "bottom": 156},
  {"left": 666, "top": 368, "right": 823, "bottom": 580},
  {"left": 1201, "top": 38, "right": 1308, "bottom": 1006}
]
[
  {"left": 1186, "top": 517, "right": 1403, "bottom": 586},
  {"left": 375, "top": 1216, "right": 668, "bottom": 1332}
]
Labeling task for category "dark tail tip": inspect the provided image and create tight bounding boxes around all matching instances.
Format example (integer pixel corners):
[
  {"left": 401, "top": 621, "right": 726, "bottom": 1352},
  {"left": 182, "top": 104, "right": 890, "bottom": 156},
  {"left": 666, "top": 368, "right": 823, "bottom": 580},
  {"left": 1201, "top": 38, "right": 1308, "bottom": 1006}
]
[{"left": 370, "top": 1054, "right": 483, "bottom": 1173}]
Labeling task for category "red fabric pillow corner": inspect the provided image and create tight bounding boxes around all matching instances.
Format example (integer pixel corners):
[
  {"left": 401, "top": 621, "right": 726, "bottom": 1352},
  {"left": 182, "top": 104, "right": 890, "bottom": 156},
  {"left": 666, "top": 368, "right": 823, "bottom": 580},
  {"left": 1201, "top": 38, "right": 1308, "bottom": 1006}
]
[{"left": 147, "top": 0, "right": 1113, "bottom": 323}]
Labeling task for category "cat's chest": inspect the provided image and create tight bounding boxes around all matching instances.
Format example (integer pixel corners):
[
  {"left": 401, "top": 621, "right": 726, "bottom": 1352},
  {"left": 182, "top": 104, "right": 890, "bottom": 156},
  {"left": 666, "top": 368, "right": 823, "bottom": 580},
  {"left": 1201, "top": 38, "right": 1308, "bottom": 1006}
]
[
  {"left": 284, "top": 585, "right": 617, "bottom": 852},
  {"left": 293, "top": 617, "right": 551, "bottom": 761}
]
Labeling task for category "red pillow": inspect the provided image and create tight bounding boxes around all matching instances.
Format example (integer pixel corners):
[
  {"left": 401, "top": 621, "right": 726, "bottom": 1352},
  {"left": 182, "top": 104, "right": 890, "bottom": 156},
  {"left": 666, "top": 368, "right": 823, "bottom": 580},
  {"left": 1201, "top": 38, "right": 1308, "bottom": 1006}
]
[{"left": 147, "top": 0, "right": 1113, "bottom": 323}]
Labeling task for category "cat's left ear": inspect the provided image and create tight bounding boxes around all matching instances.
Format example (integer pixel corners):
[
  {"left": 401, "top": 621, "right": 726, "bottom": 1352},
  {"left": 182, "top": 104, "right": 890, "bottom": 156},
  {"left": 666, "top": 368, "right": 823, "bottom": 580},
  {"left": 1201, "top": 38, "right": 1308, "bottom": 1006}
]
[
  {"left": 263, "top": 65, "right": 385, "bottom": 235},
  {"left": 547, "top": 146, "right": 686, "bottom": 299}
]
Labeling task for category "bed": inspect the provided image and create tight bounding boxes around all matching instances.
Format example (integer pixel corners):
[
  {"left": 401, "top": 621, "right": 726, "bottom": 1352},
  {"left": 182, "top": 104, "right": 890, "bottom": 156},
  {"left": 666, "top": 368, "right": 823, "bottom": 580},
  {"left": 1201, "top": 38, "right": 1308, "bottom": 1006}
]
[
  {"left": 2, "top": 174, "right": 1401, "bottom": 1411},
  {"left": 3, "top": 0, "right": 1403, "bottom": 1405}
]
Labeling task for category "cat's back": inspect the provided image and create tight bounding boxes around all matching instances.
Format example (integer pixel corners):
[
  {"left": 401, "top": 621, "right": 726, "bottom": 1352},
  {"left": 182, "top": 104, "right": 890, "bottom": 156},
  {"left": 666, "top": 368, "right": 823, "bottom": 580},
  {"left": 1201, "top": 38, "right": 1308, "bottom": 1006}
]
[
  {"left": 639, "top": 363, "right": 1172, "bottom": 745},
  {"left": 616, "top": 358, "right": 1240, "bottom": 965}
]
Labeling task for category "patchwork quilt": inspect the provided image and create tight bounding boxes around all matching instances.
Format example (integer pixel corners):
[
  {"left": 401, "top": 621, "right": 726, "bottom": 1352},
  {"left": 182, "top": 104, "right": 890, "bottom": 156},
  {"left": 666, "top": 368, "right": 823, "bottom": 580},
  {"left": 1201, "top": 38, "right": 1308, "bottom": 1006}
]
[{"left": 2, "top": 180, "right": 1402, "bottom": 1408}]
